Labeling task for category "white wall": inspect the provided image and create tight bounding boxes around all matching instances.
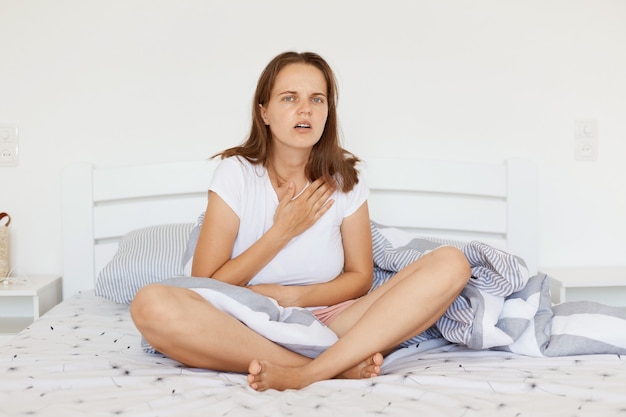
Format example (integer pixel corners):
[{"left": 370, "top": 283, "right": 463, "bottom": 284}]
[{"left": 1, "top": 0, "right": 625, "bottom": 281}]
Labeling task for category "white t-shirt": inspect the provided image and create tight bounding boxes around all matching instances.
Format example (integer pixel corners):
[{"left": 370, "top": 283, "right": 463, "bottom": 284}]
[{"left": 209, "top": 156, "right": 369, "bottom": 286}]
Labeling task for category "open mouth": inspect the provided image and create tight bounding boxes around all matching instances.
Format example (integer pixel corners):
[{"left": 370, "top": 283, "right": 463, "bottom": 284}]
[{"left": 295, "top": 123, "right": 311, "bottom": 129}]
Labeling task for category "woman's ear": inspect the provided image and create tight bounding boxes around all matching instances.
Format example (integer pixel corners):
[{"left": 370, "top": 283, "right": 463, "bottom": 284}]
[{"left": 259, "top": 104, "right": 269, "bottom": 125}]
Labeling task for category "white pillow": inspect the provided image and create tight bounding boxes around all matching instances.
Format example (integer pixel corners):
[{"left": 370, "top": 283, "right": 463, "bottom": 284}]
[{"left": 95, "top": 223, "right": 194, "bottom": 304}]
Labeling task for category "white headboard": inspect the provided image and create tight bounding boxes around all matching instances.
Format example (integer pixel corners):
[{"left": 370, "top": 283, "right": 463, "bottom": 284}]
[{"left": 61, "top": 157, "right": 537, "bottom": 300}]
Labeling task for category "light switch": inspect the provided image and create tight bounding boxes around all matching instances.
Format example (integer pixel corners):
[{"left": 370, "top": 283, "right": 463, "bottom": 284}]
[
  {"left": 574, "top": 119, "right": 598, "bottom": 162},
  {"left": 0, "top": 124, "right": 19, "bottom": 167}
]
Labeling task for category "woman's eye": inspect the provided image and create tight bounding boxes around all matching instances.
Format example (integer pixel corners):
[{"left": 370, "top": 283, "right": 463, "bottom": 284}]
[
  {"left": 312, "top": 97, "right": 324, "bottom": 104},
  {"left": 283, "top": 96, "right": 296, "bottom": 102}
]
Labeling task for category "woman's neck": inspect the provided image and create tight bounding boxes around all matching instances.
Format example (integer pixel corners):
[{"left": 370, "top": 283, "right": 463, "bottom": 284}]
[{"left": 268, "top": 153, "right": 309, "bottom": 191}]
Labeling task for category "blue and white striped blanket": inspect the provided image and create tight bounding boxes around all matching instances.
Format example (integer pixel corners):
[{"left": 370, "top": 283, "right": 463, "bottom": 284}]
[
  {"left": 372, "top": 222, "right": 626, "bottom": 356},
  {"left": 145, "top": 222, "right": 626, "bottom": 358}
]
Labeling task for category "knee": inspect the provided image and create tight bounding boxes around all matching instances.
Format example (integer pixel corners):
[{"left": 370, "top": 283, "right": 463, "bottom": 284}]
[
  {"left": 432, "top": 246, "right": 471, "bottom": 290},
  {"left": 130, "top": 284, "right": 173, "bottom": 331}
]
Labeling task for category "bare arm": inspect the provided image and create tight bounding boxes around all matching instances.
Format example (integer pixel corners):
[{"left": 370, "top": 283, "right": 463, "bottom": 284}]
[
  {"left": 191, "top": 179, "right": 336, "bottom": 286},
  {"left": 249, "top": 201, "right": 374, "bottom": 308}
]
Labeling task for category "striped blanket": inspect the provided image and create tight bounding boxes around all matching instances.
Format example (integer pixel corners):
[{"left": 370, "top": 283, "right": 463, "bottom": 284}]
[
  {"left": 145, "top": 222, "right": 626, "bottom": 358},
  {"left": 372, "top": 222, "right": 626, "bottom": 356}
]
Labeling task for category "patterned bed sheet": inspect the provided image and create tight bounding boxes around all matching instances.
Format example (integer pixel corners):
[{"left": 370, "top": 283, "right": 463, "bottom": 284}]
[{"left": 1, "top": 291, "right": 625, "bottom": 417}]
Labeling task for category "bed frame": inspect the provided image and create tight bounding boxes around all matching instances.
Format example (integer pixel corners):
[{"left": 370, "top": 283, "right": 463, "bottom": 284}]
[{"left": 61, "top": 157, "right": 537, "bottom": 300}]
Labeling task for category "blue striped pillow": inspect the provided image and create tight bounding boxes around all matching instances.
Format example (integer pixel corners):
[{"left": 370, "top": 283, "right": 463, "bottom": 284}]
[{"left": 95, "top": 223, "right": 194, "bottom": 304}]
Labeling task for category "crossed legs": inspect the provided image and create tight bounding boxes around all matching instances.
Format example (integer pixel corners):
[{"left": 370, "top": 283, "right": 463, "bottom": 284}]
[{"left": 131, "top": 245, "right": 470, "bottom": 391}]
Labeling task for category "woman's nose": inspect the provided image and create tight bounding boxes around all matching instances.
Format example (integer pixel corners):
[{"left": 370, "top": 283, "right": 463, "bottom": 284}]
[{"left": 298, "top": 102, "right": 312, "bottom": 115}]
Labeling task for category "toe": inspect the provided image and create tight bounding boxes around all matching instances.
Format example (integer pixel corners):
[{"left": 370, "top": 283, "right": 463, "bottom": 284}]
[{"left": 248, "top": 359, "right": 263, "bottom": 376}]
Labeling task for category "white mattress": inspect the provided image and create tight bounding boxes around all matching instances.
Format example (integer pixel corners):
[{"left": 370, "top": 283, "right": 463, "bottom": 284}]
[{"left": 1, "top": 291, "right": 625, "bottom": 417}]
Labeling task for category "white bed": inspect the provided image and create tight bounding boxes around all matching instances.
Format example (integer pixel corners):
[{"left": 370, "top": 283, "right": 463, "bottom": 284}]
[{"left": 2, "top": 157, "right": 626, "bottom": 417}]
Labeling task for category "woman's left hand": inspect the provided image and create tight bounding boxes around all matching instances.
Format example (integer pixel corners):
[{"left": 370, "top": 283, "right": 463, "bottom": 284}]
[{"left": 248, "top": 284, "right": 302, "bottom": 307}]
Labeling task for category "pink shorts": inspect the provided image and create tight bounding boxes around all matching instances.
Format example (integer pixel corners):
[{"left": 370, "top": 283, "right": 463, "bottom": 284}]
[{"left": 312, "top": 299, "right": 358, "bottom": 326}]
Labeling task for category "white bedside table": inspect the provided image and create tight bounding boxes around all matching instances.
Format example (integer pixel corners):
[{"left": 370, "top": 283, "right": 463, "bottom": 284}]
[
  {"left": 542, "top": 267, "right": 626, "bottom": 308},
  {"left": 0, "top": 275, "right": 62, "bottom": 343}
]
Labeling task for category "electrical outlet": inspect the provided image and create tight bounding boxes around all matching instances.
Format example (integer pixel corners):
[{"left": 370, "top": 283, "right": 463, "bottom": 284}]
[
  {"left": 574, "top": 119, "right": 598, "bottom": 161},
  {"left": 0, "top": 145, "right": 18, "bottom": 166},
  {"left": 0, "top": 124, "right": 19, "bottom": 167}
]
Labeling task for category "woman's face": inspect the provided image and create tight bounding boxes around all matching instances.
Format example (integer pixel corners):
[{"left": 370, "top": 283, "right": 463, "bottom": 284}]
[{"left": 260, "top": 63, "right": 329, "bottom": 153}]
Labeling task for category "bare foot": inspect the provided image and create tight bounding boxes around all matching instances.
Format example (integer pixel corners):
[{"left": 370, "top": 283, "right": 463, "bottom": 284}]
[
  {"left": 247, "top": 359, "right": 310, "bottom": 391},
  {"left": 247, "top": 353, "right": 384, "bottom": 392},
  {"left": 337, "top": 352, "right": 384, "bottom": 379}
]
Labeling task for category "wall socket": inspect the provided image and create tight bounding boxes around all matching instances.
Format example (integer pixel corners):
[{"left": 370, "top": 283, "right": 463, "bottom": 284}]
[
  {"left": 574, "top": 119, "right": 598, "bottom": 161},
  {"left": 0, "top": 124, "right": 19, "bottom": 167}
]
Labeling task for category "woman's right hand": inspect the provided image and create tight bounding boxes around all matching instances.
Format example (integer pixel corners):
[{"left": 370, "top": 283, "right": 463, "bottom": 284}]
[{"left": 272, "top": 178, "right": 335, "bottom": 239}]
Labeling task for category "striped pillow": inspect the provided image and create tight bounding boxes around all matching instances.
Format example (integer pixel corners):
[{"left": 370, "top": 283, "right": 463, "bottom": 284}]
[{"left": 95, "top": 223, "right": 194, "bottom": 304}]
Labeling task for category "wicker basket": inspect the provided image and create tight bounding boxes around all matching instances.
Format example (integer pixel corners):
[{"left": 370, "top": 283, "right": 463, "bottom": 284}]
[{"left": 0, "top": 212, "right": 10, "bottom": 278}]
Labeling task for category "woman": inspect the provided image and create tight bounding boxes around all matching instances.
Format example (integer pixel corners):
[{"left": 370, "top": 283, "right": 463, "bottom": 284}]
[{"left": 130, "top": 51, "right": 471, "bottom": 391}]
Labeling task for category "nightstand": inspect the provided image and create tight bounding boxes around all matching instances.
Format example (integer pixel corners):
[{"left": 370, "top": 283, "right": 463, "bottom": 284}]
[
  {"left": 0, "top": 275, "right": 62, "bottom": 343},
  {"left": 542, "top": 267, "right": 626, "bottom": 308}
]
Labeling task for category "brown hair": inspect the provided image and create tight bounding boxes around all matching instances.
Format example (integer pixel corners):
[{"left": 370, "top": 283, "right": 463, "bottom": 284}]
[{"left": 216, "top": 51, "right": 360, "bottom": 192}]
